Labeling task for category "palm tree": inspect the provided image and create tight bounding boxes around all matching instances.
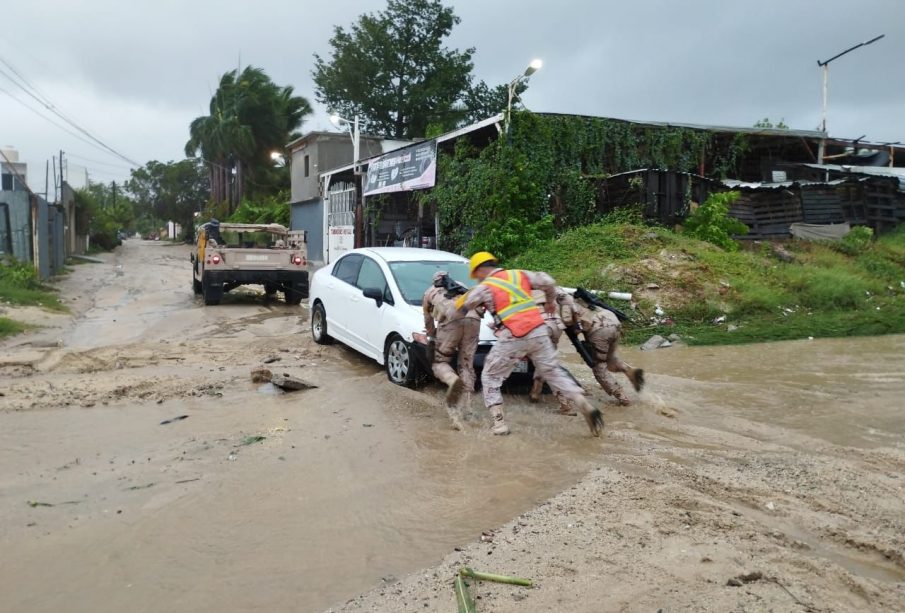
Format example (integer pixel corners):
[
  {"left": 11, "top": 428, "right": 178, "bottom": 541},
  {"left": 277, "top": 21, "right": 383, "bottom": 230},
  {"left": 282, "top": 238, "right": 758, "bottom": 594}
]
[{"left": 186, "top": 67, "right": 311, "bottom": 212}]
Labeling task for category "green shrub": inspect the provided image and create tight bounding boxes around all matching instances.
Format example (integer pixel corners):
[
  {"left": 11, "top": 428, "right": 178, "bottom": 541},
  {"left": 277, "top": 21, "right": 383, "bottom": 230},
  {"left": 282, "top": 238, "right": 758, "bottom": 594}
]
[
  {"left": 0, "top": 258, "right": 41, "bottom": 289},
  {"left": 830, "top": 225, "right": 873, "bottom": 256},
  {"left": 683, "top": 191, "right": 748, "bottom": 251}
]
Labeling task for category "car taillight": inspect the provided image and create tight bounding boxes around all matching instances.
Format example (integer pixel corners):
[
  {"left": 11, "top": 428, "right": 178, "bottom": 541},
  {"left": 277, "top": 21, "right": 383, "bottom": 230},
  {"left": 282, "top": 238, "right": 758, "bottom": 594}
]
[
  {"left": 292, "top": 256, "right": 303, "bottom": 265},
  {"left": 211, "top": 254, "right": 221, "bottom": 264}
]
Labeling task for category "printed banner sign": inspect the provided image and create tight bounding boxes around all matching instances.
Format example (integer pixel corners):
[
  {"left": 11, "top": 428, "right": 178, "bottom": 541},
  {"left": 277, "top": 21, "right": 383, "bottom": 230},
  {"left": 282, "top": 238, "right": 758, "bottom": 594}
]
[
  {"left": 363, "top": 141, "right": 437, "bottom": 196},
  {"left": 328, "top": 225, "right": 354, "bottom": 262}
]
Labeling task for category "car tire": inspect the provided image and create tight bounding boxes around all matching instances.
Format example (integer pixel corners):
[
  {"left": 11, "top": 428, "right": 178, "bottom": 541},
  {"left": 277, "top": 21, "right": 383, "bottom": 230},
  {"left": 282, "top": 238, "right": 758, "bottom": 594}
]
[
  {"left": 311, "top": 301, "right": 332, "bottom": 345},
  {"left": 202, "top": 274, "right": 222, "bottom": 306},
  {"left": 385, "top": 334, "right": 423, "bottom": 388}
]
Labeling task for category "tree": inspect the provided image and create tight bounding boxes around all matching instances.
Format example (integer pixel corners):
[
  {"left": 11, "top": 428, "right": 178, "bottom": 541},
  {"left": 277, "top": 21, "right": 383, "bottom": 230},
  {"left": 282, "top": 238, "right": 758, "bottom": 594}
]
[
  {"left": 753, "top": 118, "right": 789, "bottom": 129},
  {"left": 185, "top": 66, "right": 311, "bottom": 211},
  {"left": 126, "top": 159, "right": 210, "bottom": 240},
  {"left": 683, "top": 191, "right": 748, "bottom": 251},
  {"left": 75, "top": 182, "right": 135, "bottom": 250},
  {"left": 313, "top": 0, "right": 514, "bottom": 139}
]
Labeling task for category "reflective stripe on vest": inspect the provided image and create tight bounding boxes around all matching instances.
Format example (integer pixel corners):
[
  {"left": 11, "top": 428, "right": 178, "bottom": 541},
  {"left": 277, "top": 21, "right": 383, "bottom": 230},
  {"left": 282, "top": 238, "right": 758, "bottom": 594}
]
[{"left": 482, "top": 270, "right": 543, "bottom": 337}]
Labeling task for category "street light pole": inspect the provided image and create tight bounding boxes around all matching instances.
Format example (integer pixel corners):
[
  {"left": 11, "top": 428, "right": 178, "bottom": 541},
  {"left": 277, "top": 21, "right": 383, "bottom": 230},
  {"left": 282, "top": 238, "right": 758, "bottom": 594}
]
[
  {"left": 816, "top": 34, "right": 884, "bottom": 163},
  {"left": 330, "top": 113, "right": 361, "bottom": 174},
  {"left": 506, "top": 58, "right": 543, "bottom": 132}
]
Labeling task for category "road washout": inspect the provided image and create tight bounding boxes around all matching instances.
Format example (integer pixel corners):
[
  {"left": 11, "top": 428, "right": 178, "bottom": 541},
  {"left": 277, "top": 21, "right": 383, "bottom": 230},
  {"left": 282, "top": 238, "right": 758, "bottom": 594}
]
[{"left": 1, "top": 240, "right": 903, "bottom": 612}]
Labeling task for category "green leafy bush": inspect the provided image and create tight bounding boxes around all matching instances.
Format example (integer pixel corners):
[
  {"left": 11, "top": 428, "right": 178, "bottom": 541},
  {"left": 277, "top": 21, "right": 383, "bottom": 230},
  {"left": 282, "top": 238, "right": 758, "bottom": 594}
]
[
  {"left": 683, "top": 191, "right": 748, "bottom": 251},
  {"left": 830, "top": 225, "right": 873, "bottom": 256}
]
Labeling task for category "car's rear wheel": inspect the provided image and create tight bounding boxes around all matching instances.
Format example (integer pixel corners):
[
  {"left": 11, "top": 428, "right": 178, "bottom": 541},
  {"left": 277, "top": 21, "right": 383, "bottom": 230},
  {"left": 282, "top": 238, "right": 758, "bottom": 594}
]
[
  {"left": 385, "top": 334, "right": 422, "bottom": 388},
  {"left": 311, "top": 301, "right": 332, "bottom": 345}
]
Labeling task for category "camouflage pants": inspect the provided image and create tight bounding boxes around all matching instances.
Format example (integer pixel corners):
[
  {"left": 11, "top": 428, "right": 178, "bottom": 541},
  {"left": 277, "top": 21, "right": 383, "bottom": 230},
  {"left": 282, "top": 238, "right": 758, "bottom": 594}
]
[
  {"left": 432, "top": 317, "right": 480, "bottom": 392},
  {"left": 482, "top": 328, "right": 584, "bottom": 408},
  {"left": 533, "top": 320, "right": 568, "bottom": 404},
  {"left": 588, "top": 325, "right": 630, "bottom": 401}
]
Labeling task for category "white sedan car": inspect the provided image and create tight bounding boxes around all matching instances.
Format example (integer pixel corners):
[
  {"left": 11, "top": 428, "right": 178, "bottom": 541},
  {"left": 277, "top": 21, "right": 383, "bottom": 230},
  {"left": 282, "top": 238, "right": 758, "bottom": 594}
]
[{"left": 308, "top": 247, "right": 531, "bottom": 386}]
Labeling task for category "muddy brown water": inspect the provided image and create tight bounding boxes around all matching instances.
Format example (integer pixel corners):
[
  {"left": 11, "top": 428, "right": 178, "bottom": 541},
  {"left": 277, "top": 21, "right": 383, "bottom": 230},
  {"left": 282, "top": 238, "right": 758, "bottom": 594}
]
[{"left": 2, "top": 242, "right": 904, "bottom": 611}]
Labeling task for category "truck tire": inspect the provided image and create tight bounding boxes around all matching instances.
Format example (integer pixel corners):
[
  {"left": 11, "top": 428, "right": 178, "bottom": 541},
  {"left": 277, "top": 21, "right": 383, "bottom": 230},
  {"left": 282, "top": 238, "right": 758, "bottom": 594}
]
[
  {"left": 202, "top": 275, "right": 223, "bottom": 306},
  {"left": 193, "top": 278, "right": 202, "bottom": 295},
  {"left": 284, "top": 283, "right": 304, "bottom": 305}
]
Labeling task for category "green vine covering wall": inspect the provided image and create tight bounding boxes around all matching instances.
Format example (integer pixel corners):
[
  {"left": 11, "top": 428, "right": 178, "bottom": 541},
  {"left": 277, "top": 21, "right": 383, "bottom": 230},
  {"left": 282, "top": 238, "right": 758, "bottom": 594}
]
[{"left": 421, "top": 112, "right": 749, "bottom": 259}]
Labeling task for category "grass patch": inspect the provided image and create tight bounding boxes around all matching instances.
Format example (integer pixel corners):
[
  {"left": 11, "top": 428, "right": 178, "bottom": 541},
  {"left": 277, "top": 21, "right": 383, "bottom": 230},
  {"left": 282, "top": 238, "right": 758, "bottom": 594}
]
[
  {"left": 512, "top": 220, "right": 905, "bottom": 346},
  {"left": 0, "top": 317, "right": 32, "bottom": 339},
  {"left": 0, "top": 260, "right": 66, "bottom": 311}
]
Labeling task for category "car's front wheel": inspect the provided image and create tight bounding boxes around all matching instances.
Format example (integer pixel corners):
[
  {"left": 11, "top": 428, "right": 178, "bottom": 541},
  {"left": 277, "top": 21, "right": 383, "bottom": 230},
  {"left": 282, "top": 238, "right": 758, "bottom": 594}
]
[
  {"left": 385, "top": 334, "right": 423, "bottom": 388},
  {"left": 311, "top": 301, "right": 332, "bottom": 345}
]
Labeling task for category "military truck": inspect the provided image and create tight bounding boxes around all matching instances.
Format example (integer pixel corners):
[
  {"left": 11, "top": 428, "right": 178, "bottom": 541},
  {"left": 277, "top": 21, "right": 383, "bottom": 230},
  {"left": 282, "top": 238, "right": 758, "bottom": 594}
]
[{"left": 191, "top": 221, "right": 309, "bottom": 306}]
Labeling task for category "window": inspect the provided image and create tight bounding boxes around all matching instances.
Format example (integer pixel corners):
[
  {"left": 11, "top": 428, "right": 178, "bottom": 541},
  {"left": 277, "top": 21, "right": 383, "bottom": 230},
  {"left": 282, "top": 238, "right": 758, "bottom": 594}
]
[
  {"left": 388, "top": 260, "right": 472, "bottom": 305},
  {"left": 333, "top": 254, "right": 362, "bottom": 285},
  {"left": 356, "top": 257, "right": 392, "bottom": 304},
  {"left": 1, "top": 173, "right": 12, "bottom": 191},
  {"left": 304, "top": 155, "right": 310, "bottom": 177}
]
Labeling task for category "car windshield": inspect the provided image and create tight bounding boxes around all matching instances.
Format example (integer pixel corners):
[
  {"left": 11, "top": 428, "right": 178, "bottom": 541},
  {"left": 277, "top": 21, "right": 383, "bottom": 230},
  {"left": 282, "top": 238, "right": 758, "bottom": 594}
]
[{"left": 388, "top": 260, "right": 474, "bottom": 305}]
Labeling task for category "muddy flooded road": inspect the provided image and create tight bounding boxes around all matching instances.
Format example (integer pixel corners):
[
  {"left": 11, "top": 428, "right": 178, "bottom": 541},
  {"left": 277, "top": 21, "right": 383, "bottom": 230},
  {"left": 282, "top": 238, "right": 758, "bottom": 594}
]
[{"left": 2, "top": 241, "right": 904, "bottom": 612}]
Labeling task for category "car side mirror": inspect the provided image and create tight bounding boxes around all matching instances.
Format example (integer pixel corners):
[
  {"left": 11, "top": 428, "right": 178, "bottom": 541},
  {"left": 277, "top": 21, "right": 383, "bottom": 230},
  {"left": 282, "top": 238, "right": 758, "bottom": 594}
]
[{"left": 362, "top": 287, "right": 383, "bottom": 307}]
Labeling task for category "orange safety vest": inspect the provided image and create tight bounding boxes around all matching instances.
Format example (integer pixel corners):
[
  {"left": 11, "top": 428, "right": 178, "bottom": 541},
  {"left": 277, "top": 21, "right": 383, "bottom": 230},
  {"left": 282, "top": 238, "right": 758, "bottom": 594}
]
[{"left": 482, "top": 270, "right": 543, "bottom": 337}]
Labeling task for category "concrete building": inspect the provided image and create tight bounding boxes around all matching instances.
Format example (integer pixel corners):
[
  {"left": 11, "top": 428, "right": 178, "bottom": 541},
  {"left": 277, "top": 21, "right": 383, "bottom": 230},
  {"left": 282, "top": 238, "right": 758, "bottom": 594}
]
[
  {"left": 1, "top": 147, "right": 82, "bottom": 276},
  {"left": 288, "top": 131, "right": 410, "bottom": 265}
]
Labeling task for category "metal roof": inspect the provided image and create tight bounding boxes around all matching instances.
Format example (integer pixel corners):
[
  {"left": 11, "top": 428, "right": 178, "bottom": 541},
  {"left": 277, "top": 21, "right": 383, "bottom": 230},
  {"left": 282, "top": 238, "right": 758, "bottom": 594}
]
[
  {"left": 799, "top": 163, "right": 905, "bottom": 191},
  {"left": 534, "top": 112, "right": 826, "bottom": 139}
]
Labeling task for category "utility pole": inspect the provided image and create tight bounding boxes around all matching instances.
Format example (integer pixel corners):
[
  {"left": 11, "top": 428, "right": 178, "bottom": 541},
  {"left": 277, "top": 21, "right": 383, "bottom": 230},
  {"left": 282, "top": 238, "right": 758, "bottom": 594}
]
[
  {"left": 816, "top": 34, "right": 884, "bottom": 163},
  {"left": 112, "top": 181, "right": 116, "bottom": 209},
  {"left": 58, "top": 150, "right": 64, "bottom": 204}
]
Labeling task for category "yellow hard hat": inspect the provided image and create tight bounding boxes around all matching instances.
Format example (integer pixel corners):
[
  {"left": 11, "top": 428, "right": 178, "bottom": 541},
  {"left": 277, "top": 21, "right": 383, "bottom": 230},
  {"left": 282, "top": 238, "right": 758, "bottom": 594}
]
[{"left": 468, "top": 251, "right": 497, "bottom": 278}]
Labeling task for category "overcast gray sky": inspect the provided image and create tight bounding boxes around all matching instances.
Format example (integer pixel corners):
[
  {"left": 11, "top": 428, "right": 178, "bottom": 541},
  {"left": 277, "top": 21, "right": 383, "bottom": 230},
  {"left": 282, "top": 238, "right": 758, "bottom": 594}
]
[{"left": 2, "top": 0, "right": 902, "bottom": 190}]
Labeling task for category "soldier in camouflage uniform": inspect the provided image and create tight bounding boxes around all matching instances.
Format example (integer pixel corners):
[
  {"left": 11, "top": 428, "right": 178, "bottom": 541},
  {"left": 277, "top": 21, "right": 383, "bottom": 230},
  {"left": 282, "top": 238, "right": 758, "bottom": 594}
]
[
  {"left": 422, "top": 271, "right": 481, "bottom": 430},
  {"left": 557, "top": 291, "right": 644, "bottom": 405},
  {"left": 459, "top": 253, "right": 603, "bottom": 437}
]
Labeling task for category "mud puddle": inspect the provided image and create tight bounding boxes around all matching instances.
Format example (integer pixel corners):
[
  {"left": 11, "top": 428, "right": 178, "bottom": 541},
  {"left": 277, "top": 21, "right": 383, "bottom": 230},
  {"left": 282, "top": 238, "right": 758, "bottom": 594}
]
[{"left": 0, "top": 374, "right": 602, "bottom": 613}]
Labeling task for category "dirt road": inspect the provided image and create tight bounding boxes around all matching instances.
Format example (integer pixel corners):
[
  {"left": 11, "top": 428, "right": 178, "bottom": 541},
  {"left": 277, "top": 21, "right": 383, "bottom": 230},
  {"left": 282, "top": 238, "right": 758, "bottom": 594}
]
[{"left": 2, "top": 240, "right": 904, "bottom": 612}]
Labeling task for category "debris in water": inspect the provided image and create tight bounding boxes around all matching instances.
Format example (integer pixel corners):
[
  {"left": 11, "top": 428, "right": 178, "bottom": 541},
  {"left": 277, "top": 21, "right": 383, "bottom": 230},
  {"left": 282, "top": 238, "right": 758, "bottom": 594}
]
[
  {"left": 263, "top": 356, "right": 281, "bottom": 364},
  {"left": 271, "top": 373, "right": 317, "bottom": 391},
  {"left": 227, "top": 453, "right": 238, "bottom": 461},
  {"left": 480, "top": 530, "right": 495, "bottom": 543},
  {"left": 175, "top": 478, "right": 201, "bottom": 484},
  {"left": 27, "top": 501, "right": 54, "bottom": 508},
  {"left": 765, "top": 501, "right": 775, "bottom": 511},
  {"left": 160, "top": 415, "right": 188, "bottom": 425},
  {"left": 240, "top": 435, "right": 266, "bottom": 446},
  {"left": 251, "top": 367, "right": 273, "bottom": 383}
]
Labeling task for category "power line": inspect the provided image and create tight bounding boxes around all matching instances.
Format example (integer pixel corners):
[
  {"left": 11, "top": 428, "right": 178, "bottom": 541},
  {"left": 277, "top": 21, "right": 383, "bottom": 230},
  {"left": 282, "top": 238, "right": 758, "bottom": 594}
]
[
  {"left": 68, "top": 152, "right": 133, "bottom": 171},
  {"left": 0, "top": 54, "right": 141, "bottom": 167}
]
